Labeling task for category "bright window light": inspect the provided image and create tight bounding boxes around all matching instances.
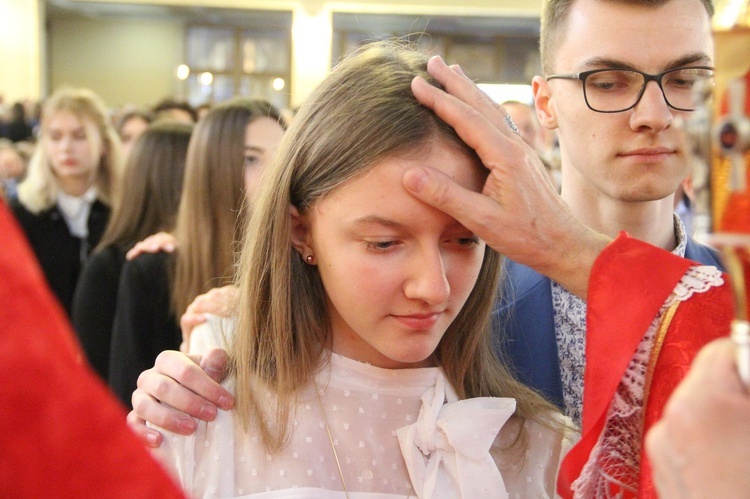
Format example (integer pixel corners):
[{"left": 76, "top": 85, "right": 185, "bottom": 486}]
[
  {"left": 477, "top": 83, "right": 533, "bottom": 105},
  {"left": 176, "top": 64, "right": 190, "bottom": 80}
]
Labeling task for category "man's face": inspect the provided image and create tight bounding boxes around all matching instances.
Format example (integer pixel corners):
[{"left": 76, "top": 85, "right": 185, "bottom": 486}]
[{"left": 534, "top": 0, "right": 714, "bottom": 205}]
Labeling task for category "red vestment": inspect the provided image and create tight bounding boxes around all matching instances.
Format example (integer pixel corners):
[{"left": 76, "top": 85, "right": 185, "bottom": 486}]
[
  {"left": 0, "top": 199, "right": 185, "bottom": 498},
  {"left": 557, "top": 233, "right": 733, "bottom": 498}
]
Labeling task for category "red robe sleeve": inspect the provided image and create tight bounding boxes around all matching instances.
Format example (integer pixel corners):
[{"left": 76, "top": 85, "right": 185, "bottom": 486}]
[
  {"left": 638, "top": 282, "right": 732, "bottom": 497},
  {"left": 0, "top": 200, "right": 185, "bottom": 498},
  {"left": 557, "top": 232, "right": 733, "bottom": 498}
]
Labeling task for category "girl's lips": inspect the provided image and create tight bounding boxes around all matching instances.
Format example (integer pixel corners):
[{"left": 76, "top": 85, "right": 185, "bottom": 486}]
[{"left": 392, "top": 313, "right": 441, "bottom": 330}]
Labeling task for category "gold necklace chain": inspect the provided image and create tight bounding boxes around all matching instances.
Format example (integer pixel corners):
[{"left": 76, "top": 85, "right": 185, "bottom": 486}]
[
  {"left": 314, "top": 382, "right": 415, "bottom": 499},
  {"left": 316, "top": 383, "right": 350, "bottom": 498}
]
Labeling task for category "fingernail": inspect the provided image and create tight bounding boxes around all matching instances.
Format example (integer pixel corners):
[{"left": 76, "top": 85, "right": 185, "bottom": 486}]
[
  {"left": 451, "top": 64, "right": 466, "bottom": 77},
  {"left": 146, "top": 431, "right": 160, "bottom": 447},
  {"left": 204, "top": 364, "right": 223, "bottom": 380},
  {"left": 403, "top": 167, "right": 428, "bottom": 193},
  {"left": 177, "top": 417, "right": 197, "bottom": 434},
  {"left": 218, "top": 394, "right": 233, "bottom": 410},
  {"left": 165, "top": 243, "right": 175, "bottom": 252},
  {"left": 199, "top": 404, "right": 218, "bottom": 421},
  {"left": 427, "top": 55, "right": 445, "bottom": 69}
]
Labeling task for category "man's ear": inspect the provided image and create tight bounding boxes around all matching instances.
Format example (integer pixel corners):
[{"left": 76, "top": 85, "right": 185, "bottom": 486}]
[
  {"left": 532, "top": 75, "right": 559, "bottom": 130},
  {"left": 290, "top": 205, "right": 313, "bottom": 257}
]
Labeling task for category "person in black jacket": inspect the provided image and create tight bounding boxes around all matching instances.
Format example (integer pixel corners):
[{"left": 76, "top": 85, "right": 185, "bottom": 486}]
[
  {"left": 11, "top": 88, "right": 122, "bottom": 316},
  {"left": 108, "top": 98, "right": 285, "bottom": 408},
  {"left": 71, "top": 121, "right": 193, "bottom": 380}
]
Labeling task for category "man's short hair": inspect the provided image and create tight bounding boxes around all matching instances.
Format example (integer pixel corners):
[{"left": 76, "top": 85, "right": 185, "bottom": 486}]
[{"left": 539, "top": 0, "right": 715, "bottom": 74}]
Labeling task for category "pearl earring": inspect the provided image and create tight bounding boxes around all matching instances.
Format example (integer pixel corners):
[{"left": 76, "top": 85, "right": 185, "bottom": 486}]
[{"left": 305, "top": 255, "right": 314, "bottom": 264}]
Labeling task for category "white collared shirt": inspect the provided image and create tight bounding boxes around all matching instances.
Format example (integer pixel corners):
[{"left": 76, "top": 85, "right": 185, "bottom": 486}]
[{"left": 57, "top": 187, "right": 97, "bottom": 239}]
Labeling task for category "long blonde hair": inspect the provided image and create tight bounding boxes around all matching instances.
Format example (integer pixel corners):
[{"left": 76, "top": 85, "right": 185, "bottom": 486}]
[
  {"left": 231, "top": 41, "right": 558, "bottom": 452},
  {"left": 17, "top": 88, "right": 121, "bottom": 213},
  {"left": 170, "top": 98, "right": 284, "bottom": 320}
]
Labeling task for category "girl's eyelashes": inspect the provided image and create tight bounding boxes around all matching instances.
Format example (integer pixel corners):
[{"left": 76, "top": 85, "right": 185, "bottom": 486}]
[
  {"left": 456, "top": 236, "right": 481, "bottom": 246},
  {"left": 363, "top": 235, "right": 479, "bottom": 252},
  {"left": 365, "top": 240, "right": 400, "bottom": 251}
]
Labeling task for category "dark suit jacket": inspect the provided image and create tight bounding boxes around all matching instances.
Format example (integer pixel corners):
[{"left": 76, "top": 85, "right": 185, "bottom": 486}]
[
  {"left": 108, "top": 252, "right": 181, "bottom": 409},
  {"left": 492, "top": 237, "right": 725, "bottom": 409},
  {"left": 71, "top": 245, "right": 127, "bottom": 380},
  {"left": 10, "top": 199, "right": 110, "bottom": 316}
]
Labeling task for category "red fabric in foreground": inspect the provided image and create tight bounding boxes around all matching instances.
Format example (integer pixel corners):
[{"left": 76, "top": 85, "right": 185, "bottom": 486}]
[
  {"left": 557, "top": 232, "right": 732, "bottom": 498},
  {"left": 637, "top": 282, "right": 731, "bottom": 497},
  {"left": 0, "top": 200, "right": 185, "bottom": 498}
]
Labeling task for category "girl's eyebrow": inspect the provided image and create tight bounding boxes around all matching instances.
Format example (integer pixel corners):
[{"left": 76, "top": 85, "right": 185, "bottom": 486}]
[
  {"left": 49, "top": 125, "right": 84, "bottom": 131},
  {"left": 353, "top": 215, "right": 405, "bottom": 229},
  {"left": 49, "top": 126, "right": 86, "bottom": 134},
  {"left": 354, "top": 215, "right": 467, "bottom": 231}
]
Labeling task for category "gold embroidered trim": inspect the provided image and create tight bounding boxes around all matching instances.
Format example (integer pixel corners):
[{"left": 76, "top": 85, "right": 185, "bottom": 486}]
[{"left": 642, "top": 299, "right": 681, "bottom": 413}]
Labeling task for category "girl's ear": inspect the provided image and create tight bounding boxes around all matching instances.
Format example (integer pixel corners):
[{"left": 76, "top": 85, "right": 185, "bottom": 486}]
[{"left": 290, "top": 205, "right": 313, "bottom": 257}]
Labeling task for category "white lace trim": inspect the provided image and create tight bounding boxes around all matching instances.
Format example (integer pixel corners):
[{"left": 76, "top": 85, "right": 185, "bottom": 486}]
[
  {"left": 572, "top": 264, "right": 724, "bottom": 497},
  {"left": 665, "top": 265, "right": 725, "bottom": 307}
]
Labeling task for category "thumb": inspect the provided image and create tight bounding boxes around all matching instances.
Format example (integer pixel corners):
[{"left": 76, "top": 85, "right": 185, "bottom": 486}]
[
  {"left": 199, "top": 347, "right": 230, "bottom": 383},
  {"left": 403, "top": 166, "right": 494, "bottom": 237}
]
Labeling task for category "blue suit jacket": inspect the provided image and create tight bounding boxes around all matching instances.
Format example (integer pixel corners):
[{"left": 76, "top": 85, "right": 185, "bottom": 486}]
[{"left": 492, "top": 237, "right": 724, "bottom": 409}]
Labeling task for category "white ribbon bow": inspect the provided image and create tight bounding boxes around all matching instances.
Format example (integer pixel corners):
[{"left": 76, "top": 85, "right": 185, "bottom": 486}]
[{"left": 396, "top": 374, "right": 516, "bottom": 499}]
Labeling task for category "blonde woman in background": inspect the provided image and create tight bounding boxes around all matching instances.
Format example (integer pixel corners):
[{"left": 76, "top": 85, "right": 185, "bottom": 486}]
[{"left": 10, "top": 88, "right": 121, "bottom": 316}]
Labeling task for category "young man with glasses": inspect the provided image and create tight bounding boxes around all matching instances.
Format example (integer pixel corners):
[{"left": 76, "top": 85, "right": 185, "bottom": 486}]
[
  {"left": 494, "top": 0, "right": 726, "bottom": 496},
  {"left": 125, "top": 0, "right": 730, "bottom": 496}
]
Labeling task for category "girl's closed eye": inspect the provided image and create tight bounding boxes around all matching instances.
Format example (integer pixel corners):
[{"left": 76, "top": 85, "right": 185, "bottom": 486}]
[
  {"left": 455, "top": 235, "right": 480, "bottom": 247},
  {"left": 364, "top": 239, "right": 402, "bottom": 252},
  {"left": 442, "top": 231, "right": 481, "bottom": 250}
]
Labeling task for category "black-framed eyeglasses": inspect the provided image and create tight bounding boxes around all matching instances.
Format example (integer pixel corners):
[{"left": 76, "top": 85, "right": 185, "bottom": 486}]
[{"left": 545, "top": 66, "right": 714, "bottom": 113}]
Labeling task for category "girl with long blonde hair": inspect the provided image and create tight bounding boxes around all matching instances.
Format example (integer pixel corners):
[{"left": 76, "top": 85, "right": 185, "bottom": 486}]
[
  {"left": 11, "top": 88, "right": 121, "bottom": 315},
  {"left": 151, "top": 42, "right": 571, "bottom": 498}
]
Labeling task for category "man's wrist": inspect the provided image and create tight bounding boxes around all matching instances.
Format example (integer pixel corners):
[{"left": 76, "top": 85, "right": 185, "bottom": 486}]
[{"left": 537, "top": 224, "right": 610, "bottom": 300}]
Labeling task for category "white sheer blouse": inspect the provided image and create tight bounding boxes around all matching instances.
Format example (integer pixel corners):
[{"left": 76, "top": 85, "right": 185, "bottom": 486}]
[{"left": 151, "top": 352, "right": 572, "bottom": 498}]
